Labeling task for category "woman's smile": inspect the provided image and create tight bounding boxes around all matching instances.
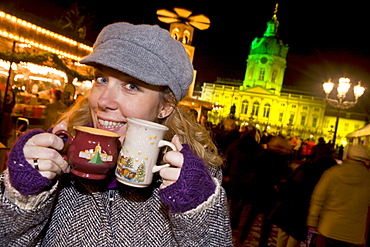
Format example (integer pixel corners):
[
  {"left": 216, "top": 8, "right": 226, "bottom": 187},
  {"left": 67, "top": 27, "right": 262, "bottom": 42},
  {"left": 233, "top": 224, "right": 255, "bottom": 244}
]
[{"left": 98, "top": 118, "right": 126, "bottom": 129}]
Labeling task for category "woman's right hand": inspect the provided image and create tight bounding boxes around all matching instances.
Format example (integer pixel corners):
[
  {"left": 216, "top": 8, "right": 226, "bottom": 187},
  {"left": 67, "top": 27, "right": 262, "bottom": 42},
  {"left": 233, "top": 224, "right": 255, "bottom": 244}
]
[{"left": 23, "top": 121, "right": 70, "bottom": 179}]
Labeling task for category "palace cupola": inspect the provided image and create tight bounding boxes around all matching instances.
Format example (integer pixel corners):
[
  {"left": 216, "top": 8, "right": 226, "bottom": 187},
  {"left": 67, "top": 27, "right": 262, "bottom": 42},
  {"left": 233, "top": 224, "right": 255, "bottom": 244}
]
[{"left": 240, "top": 4, "right": 289, "bottom": 95}]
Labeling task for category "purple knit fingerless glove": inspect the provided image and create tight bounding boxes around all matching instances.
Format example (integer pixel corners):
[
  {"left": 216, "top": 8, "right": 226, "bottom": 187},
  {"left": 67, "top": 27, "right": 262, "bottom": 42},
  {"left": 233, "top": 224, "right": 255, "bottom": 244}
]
[
  {"left": 159, "top": 144, "right": 216, "bottom": 213},
  {"left": 7, "top": 129, "right": 52, "bottom": 196}
]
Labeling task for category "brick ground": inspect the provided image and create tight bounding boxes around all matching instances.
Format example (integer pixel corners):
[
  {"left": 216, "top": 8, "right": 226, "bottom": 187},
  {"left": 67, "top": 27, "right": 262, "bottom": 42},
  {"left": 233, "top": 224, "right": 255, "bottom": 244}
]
[{"left": 231, "top": 203, "right": 312, "bottom": 247}]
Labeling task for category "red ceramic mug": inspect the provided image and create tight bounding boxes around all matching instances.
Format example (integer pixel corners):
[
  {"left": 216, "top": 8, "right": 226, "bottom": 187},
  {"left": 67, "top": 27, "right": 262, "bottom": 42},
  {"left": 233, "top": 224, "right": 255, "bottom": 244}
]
[{"left": 55, "top": 126, "right": 120, "bottom": 180}]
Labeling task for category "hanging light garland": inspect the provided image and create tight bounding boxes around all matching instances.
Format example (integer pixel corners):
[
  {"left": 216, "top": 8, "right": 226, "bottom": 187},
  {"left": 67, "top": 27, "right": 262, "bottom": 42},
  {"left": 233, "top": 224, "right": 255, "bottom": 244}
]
[{"left": 0, "top": 10, "right": 93, "bottom": 61}]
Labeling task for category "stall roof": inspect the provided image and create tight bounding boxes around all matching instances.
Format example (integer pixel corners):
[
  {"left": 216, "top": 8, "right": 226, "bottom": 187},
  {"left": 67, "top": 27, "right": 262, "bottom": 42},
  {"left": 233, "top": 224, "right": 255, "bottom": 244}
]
[{"left": 346, "top": 123, "right": 370, "bottom": 138}]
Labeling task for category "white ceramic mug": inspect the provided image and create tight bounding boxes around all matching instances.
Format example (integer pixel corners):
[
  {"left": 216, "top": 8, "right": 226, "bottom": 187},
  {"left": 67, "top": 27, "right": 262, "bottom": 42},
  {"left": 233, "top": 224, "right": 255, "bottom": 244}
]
[{"left": 115, "top": 118, "right": 176, "bottom": 187}]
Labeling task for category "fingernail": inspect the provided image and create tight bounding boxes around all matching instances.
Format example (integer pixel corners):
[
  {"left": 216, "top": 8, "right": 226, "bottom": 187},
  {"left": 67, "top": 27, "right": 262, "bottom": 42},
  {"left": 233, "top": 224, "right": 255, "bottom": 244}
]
[{"left": 65, "top": 163, "right": 71, "bottom": 173}]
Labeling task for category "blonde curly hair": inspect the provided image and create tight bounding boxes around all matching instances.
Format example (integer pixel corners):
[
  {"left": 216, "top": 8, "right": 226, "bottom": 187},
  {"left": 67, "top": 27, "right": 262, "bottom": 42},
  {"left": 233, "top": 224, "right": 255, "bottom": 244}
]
[{"left": 57, "top": 89, "right": 222, "bottom": 167}]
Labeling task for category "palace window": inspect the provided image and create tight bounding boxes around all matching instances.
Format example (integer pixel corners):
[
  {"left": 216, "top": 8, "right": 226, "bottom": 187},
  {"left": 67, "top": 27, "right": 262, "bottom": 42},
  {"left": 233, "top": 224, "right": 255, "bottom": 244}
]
[
  {"left": 258, "top": 68, "right": 265, "bottom": 81},
  {"left": 241, "top": 100, "right": 249, "bottom": 114},
  {"left": 300, "top": 115, "right": 306, "bottom": 126},
  {"left": 271, "top": 70, "right": 277, "bottom": 83},
  {"left": 344, "top": 123, "right": 349, "bottom": 131},
  {"left": 279, "top": 112, "right": 283, "bottom": 122},
  {"left": 252, "top": 101, "right": 260, "bottom": 116},
  {"left": 324, "top": 119, "right": 329, "bottom": 128},
  {"left": 263, "top": 103, "right": 270, "bottom": 118},
  {"left": 248, "top": 66, "right": 254, "bottom": 80},
  {"left": 312, "top": 117, "right": 318, "bottom": 127}
]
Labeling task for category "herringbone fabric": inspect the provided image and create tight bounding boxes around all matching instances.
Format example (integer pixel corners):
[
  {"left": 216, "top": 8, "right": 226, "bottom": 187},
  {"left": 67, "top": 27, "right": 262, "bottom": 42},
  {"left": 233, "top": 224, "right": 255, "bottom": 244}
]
[{"left": 1, "top": 170, "right": 233, "bottom": 246}]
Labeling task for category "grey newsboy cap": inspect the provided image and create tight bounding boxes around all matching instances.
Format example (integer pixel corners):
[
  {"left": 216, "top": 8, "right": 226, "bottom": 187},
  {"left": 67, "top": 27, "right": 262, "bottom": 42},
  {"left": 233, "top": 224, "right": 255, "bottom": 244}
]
[{"left": 80, "top": 22, "right": 194, "bottom": 101}]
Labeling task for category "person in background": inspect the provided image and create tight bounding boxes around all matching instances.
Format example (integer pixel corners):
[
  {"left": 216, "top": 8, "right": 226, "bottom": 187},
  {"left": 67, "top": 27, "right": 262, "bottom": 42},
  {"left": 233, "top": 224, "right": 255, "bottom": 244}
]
[
  {"left": 338, "top": 145, "right": 344, "bottom": 160},
  {"left": 217, "top": 118, "right": 241, "bottom": 198},
  {"left": 310, "top": 137, "right": 332, "bottom": 162},
  {"left": 44, "top": 89, "right": 67, "bottom": 131},
  {"left": 0, "top": 88, "right": 16, "bottom": 145},
  {"left": 293, "top": 136, "right": 302, "bottom": 161},
  {"left": 260, "top": 130, "right": 269, "bottom": 149},
  {"left": 288, "top": 134, "right": 297, "bottom": 150},
  {"left": 307, "top": 144, "right": 370, "bottom": 247},
  {"left": 214, "top": 118, "right": 241, "bottom": 156},
  {"left": 0, "top": 22, "right": 232, "bottom": 246},
  {"left": 287, "top": 134, "right": 297, "bottom": 164},
  {"left": 269, "top": 155, "right": 337, "bottom": 247},
  {"left": 301, "top": 139, "right": 315, "bottom": 161},
  {"left": 200, "top": 115, "right": 212, "bottom": 131},
  {"left": 239, "top": 135, "right": 292, "bottom": 246},
  {"left": 223, "top": 125, "right": 262, "bottom": 229}
]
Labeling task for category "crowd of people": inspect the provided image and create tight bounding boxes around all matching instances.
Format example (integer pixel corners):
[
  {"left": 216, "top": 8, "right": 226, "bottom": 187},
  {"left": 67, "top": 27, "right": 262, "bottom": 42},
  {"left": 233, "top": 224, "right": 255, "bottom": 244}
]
[{"left": 211, "top": 118, "right": 370, "bottom": 247}]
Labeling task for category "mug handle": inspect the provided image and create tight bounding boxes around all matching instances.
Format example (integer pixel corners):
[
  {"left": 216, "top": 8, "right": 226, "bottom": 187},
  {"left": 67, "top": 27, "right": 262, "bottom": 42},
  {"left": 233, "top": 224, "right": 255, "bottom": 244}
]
[
  {"left": 152, "top": 140, "right": 177, "bottom": 173},
  {"left": 54, "top": 130, "right": 74, "bottom": 161},
  {"left": 54, "top": 130, "right": 74, "bottom": 144}
]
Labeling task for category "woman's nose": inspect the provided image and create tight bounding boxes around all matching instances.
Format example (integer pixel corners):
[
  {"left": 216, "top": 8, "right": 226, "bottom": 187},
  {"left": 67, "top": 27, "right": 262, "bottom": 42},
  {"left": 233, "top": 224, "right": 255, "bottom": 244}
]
[{"left": 97, "top": 84, "right": 118, "bottom": 111}]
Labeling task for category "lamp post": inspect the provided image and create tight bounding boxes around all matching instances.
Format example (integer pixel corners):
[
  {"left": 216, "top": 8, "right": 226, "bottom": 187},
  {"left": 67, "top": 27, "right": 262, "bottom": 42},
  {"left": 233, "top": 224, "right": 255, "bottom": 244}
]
[{"left": 323, "top": 77, "right": 365, "bottom": 146}]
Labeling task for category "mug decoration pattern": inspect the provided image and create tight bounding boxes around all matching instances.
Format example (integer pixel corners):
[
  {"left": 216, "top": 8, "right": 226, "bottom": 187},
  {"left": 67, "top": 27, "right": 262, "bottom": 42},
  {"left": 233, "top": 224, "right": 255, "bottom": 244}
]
[
  {"left": 116, "top": 138, "right": 154, "bottom": 183},
  {"left": 115, "top": 118, "right": 176, "bottom": 188},
  {"left": 55, "top": 126, "right": 120, "bottom": 180},
  {"left": 79, "top": 142, "right": 114, "bottom": 163}
]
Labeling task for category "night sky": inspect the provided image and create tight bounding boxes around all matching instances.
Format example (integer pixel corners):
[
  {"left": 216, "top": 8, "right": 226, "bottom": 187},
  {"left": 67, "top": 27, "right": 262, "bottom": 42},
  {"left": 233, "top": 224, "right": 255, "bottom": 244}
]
[{"left": 2, "top": 0, "right": 370, "bottom": 102}]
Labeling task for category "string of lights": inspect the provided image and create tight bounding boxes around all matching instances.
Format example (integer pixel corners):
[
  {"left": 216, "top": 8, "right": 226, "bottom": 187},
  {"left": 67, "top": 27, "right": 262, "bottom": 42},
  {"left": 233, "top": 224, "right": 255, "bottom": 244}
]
[{"left": 0, "top": 10, "right": 93, "bottom": 62}]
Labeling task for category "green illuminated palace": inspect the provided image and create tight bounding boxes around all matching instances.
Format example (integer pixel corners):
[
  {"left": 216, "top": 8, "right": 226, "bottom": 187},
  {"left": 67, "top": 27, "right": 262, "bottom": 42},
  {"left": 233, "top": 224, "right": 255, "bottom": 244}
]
[{"left": 199, "top": 9, "right": 366, "bottom": 146}]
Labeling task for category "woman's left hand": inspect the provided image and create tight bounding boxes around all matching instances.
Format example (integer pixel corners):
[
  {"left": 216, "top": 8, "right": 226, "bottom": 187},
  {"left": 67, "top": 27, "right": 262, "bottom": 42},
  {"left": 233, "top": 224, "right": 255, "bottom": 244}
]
[
  {"left": 159, "top": 135, "right": 184, "bottom": 188},
  {"left": 158, "top": 136, "right": 216, "bottom": 213}
]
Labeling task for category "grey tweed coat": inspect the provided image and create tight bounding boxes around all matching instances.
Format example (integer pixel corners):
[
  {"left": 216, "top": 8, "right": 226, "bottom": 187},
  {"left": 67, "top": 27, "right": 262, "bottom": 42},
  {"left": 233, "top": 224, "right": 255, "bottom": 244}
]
[{"left": 0, "top": 168, "right": 232, "bottom": 247}]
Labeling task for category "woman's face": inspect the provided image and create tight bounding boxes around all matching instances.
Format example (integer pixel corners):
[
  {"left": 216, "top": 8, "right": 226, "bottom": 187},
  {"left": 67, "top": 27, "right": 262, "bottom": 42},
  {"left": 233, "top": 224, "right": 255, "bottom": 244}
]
[{"left": 88, "top": 66, "right": 171, "bottom": 142}]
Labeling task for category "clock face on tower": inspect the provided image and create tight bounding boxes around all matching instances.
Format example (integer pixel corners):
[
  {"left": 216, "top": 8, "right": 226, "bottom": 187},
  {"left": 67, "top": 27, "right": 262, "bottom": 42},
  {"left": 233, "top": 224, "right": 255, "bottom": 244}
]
[{"left": 260, "top": 57, "right": 268, "bottom": 64}]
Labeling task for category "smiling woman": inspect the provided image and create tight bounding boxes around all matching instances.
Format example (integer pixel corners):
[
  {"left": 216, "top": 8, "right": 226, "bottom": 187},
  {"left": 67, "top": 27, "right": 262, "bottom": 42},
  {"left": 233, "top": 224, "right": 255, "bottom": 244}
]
[
  {"left": 1, "top": 22, "right": 232, "bottom": 246},
  {"left": 88, "top": 66, "right": 169, "bottom": 141}
]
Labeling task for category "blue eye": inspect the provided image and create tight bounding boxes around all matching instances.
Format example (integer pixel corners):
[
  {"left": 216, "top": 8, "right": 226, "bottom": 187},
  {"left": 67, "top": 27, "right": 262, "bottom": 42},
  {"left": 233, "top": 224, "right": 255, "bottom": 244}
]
[
  {"left": 95, "top": 76, "right": 108, "bottom": 84},
  {"left": 124, "top": 83, "right": 139, "bottom": 91}
]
